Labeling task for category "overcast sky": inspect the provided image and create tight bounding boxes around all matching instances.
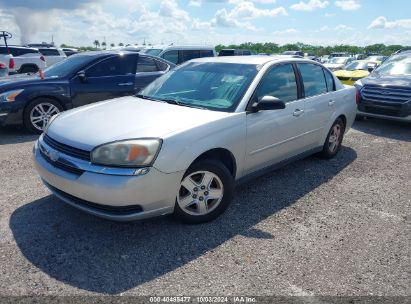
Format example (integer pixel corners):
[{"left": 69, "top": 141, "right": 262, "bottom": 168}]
[{"left": 0, "top": 0, "right": 410, "bottom": 47}]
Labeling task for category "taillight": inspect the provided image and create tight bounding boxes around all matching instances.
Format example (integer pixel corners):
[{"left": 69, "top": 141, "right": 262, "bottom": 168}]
[
  {"left": 40, "top": 56, "right": 45, "bottom": 62},
  {"left": 355, "top": 89, "right": 360, "bottom": 105},
  {"left": 9, "top": 58, "right": 14, "bottom": 69},
  {"left": 0, "top": 63, "right": 6, "bottom": 69}
]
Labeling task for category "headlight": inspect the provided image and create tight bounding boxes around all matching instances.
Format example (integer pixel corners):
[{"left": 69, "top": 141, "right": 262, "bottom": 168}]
[
  {"left": 43, "top": 113, "right": 60, "bottom": 134},
  {"left": 91, "top": 139, "right": 162, "bottom": 167},
  {"left": 0, "top": 89, "right": 24, "bottom": 102}
]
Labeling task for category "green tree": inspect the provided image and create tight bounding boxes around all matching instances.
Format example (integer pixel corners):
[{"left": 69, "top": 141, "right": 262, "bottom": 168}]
[{"left": 93, "top": 40, "right": 100, "bottom": 49}]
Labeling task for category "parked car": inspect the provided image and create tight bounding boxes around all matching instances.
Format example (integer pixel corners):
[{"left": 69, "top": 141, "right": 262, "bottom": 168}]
[
  {"left": 141, "top": 45, "right": 216, "bottom": 65},
  {"left": 334, "top": 60, "right": 380, "bottom": 86},
  {"left": 282, "top": 50, "right": 304, "bottom": 57},
  {"left": 62, "top": 48, "right": 79, "bottom": 57},
  {"left": 355, "top": 53, "right": 411, "bottom": 122},
  {"left": 354, "top": 54, "right": 367, "bottom": 60},
  {"left": 0, "top": 61, "right": 8, "bottom": 77},
  {"left": 329, "top": 52, "right": 350, "bottom": 58},
  {"left": 119, "top": 45, "right": 144, "bottom": 52},
  {"left": 0, "top": 51, "right": 175, "bottom": 133},
  {"left": 324, "top": 57, "right": 354, "bottom": 71},
  {"left": 37, "top": 47, "right": 67, "bottom": 66},
  {"left": 33, "top": 56, "right": 356, "bottom": 224},
  {"left": 0, "top": 45, "right": 46, "bottom": 73},
  {"left": 218, "top": 49, "right": 256, "bottom": 56},
  {"left": 365, "top": 55, "right": 387, "bottom": 62}
]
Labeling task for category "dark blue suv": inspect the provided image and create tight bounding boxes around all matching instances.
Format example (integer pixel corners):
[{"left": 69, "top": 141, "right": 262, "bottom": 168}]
[{"left": 0, "top": 51, "right": 174, "bottom": 133}]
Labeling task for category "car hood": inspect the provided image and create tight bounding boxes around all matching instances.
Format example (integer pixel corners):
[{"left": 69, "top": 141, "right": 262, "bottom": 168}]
[
  {"left": 0, "top": 74, "right": 58, "bottom": 91},
  {"left": 47, "top": 96, "right": 234, "bottom": 151},
  {"left": 334, "top": 70, "right": 369, "bottom": 78},
  {"left": 360, "top": 74, "right": 411, "bottom": 87}
]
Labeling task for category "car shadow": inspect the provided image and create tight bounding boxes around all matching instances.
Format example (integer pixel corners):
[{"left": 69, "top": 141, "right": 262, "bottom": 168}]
[
  {"left": 0, "top": 126, "right": 38, "bottom": 145},
  {"left": 10, "top": 147, "right": 357, "bottom": 294},
  {"left": 353, "top": 118, "right": 411, "bottom": 142}
]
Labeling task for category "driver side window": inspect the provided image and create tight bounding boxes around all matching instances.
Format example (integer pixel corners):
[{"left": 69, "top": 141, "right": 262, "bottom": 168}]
[{"left": 256, "top": 64, "right": 298, "bottom": 102}]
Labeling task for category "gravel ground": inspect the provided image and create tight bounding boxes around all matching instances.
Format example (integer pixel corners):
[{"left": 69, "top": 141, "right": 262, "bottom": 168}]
[{"left": 0, "top": 119, "right": 410, "bottom": 297}]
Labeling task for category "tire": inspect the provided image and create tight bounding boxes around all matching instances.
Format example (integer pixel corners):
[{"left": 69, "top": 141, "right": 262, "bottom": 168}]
[
  {"left": 174, "top": 159, "right": 234, "bottom": 224},
  {"left": 320, "top": 118, "right": 345, "bottom": 159},
  {"left": 19, "top": 65, "right": 39, "bottom": 74},
  {"left": 23, "top": 98, "right": 63, "bottom": 134}
]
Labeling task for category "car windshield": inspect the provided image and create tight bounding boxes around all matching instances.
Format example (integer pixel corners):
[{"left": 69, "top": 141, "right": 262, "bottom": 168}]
[
  {"left": 43, "top": 55, "right": 93, "bottom": 77},
  {"left": 138, "top": 62, "right": 258, "bottom": 112},
  {"left": 345, "top": 62, "right": 370, "bottom": 71},
  {"left": 329, "top": 57, "right": 348, "bottom": 64},
  {"left": 144, "top": 49, "right": 163, "bottom": 56},
  {"left": 374, "top": 56, "right": 411, "bottom": 76}
]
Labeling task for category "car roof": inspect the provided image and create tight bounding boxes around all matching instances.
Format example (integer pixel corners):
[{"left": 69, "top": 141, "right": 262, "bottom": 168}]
[
  {"left": 0, "top": 45, "right": 38, "bottom": 51},
  {"left": 188, "top": 55, "right": 314, "bottom": 65}
]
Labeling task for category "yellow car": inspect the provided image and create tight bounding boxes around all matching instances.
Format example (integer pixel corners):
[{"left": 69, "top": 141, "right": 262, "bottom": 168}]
[{"left": 334, "top": 60, "right": 380, "bottom": 85}]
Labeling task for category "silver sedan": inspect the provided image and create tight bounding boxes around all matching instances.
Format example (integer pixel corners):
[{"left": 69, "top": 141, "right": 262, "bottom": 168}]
[{"left": 34, "top": 56, "right": 357, "bottom": 223}]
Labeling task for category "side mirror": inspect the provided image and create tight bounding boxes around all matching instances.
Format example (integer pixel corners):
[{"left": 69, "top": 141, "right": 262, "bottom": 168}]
[
  {"left": 77, "top": 70, "right": 87, "bottom": 82},
  {"left": 251, "top": 96, "right": 286, "bottom": 112},
  {"left": 368, "top": 66, "right": 375, "bottom": 72}
]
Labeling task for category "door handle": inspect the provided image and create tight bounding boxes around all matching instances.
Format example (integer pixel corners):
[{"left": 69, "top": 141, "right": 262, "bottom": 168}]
[
  {"left": 117, "top": 82, "right": 133, "bottom": 86},
  {"left": 328, "top": 100, "right": 336, "bottom": 106},
  {"left": 293, "top": 109, "right": 304, "bottom": 117}
]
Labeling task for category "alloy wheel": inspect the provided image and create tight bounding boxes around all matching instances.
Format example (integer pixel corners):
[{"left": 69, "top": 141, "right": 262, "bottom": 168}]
[
  {"left": 29, "top": 103, "right": 60, "bottom": 132},
  {"left": 177, "top": 170, "right": 224, "bottom": 216}
]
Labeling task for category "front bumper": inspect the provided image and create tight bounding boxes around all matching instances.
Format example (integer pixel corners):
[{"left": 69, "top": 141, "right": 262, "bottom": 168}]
[
  {"left": 357, "top": 99, "right": 411, "bottom": 122},
  {"left": 0, "top": 102, "right": 24, "bottom": 126},
  {"left": 33, "top": 138, "right": 185, "bottom": 221}
]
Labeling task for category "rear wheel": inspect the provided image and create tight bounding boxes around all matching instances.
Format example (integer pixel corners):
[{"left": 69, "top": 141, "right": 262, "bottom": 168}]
[
  {"left": 174, "top": 159, "right": 234, "bottom": 224},
  {"left": 320, "top": 118, "right": 345, "bottom": 159},
  {"left": 23, "top": 98, "right": 63, "bottom": 134}
]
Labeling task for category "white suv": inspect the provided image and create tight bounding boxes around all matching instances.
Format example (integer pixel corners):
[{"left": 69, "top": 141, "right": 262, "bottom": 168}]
[
  {"left": 141, "top": 45, "right": 216, "bottom": 65},
  {"left": 0, "top": 46, "right": 46, "bottom": 73},
  {"left": 37, "top": 47, "right": 67, "bottom": 66}
]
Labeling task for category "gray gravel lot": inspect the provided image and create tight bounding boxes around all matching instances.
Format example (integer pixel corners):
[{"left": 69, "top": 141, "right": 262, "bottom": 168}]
[{"left": 0, "top": 119, "right": 410, "bottom": 297}]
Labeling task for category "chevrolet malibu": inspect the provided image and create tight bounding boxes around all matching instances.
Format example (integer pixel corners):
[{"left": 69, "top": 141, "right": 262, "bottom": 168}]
[{"left": 34, "top": 56, "right": 357, "bottom": 224}]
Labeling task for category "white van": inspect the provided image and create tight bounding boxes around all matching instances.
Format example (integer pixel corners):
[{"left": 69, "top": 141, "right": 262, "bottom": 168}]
[{"left": 141, "top": 45, "right": 216, "bottom": 65}]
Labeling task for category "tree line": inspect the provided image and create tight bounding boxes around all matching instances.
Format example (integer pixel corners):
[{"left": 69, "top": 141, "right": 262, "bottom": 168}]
[{"left": 215, "top": 42, "right": 410, "bottom": 56}]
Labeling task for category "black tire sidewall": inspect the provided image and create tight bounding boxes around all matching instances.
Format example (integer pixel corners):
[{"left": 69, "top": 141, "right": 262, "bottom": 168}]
[
  {"left": 23, "top": 98, "right": 63, "bottom": 134},
  {"left": 174, "top": 159, "right": 234, "bottom": 224},
  {"left": 321, "top": 118, "right": 345, "bottom": 159}
]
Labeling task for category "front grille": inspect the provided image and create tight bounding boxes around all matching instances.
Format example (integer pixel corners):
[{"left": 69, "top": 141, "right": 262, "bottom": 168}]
[
  {"left": 40, "top": 148, "right": 85, "bottom": 176},
  {"left": 337, "top": 77, "right": 350, "bottom": 81},
  {"left": 361, "top": 85, "right": 411, "bottom": 104},
  {"left": 46, "top": 183, "right": 144, "bottom": 215},
  {"left": 44, "top": 134, "right": 91, "bottom": 161},
  {"left": 362, "top": 106, "right": 402, "bottom": 117}
]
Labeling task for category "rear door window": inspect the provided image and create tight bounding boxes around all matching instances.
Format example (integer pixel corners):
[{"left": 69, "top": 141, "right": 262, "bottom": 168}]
[
  {"left": 86, "top": 55, "right": 137, "bottom": 77},
  {"left": 200, "top": 50, "right": 214, "bottom": 58},
  {"left": 137, "top": 56, "right": 158, "bottom": 72},
  {"left": 39, "top": 49, "right": 60, "bottom": 56},
  {"left": 155, "top": 60, "right": 169, "bottom": 71},
  {"left": 298, "top": 63, "right": 328, "bottom": 97},
  {"left": 181, "top": 50, "right": 201, "bottom": 62},
  {"left": 162, "top": 51, "right": 179, "bottom": 64}
]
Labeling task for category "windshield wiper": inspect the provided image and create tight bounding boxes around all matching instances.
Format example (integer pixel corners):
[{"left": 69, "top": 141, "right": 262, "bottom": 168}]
[
  {"left": 135, "top": 94, "right": 160, "bottom": 101},
  {"left": 159, "top": 98, "right": 208, "bottom": 110}
]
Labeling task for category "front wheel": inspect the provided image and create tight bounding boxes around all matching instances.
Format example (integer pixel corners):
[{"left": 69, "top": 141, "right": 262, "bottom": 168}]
[
  {"left": 174, "top": 160, "right": 234, "bottom": 224},
  {"left": 23, "top": 98, "right": 63, "bottom": 134},
  {"left": 320, "top": 118, "right": 345, "bottom": 159}
]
